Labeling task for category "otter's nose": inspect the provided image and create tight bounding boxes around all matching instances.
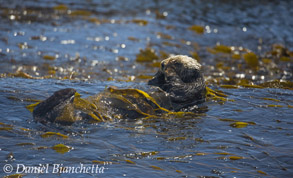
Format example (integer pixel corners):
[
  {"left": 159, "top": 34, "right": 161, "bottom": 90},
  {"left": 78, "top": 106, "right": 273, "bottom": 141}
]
[
  {"left": 148, "top": 76, "right": 159, "bottom": 86},
  {"left": 148, "top": 71, "right": 165, "bottom": 86}
]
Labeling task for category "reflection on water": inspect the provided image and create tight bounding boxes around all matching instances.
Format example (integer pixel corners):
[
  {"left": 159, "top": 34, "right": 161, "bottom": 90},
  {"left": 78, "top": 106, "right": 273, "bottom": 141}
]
[{"left": 0, "top": 0, "right": 292, "bottom": 177}]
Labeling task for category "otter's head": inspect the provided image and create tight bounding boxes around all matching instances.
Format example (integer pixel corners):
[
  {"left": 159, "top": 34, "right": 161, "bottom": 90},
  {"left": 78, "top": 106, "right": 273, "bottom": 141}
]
[{"left": 148, "top": 55, "right": 206, "bottom": 110}]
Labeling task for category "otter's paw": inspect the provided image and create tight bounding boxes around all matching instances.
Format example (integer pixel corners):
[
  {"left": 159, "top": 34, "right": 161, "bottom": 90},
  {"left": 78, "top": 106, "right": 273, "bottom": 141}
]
[{"left": 33, "top": 88, "right": 76, "bottom": 125}]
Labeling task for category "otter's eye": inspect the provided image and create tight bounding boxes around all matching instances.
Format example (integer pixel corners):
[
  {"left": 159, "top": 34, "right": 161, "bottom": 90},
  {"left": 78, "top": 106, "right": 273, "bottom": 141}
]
[{"left": 161, "top": 62, "right": 165, "bottom": 70}]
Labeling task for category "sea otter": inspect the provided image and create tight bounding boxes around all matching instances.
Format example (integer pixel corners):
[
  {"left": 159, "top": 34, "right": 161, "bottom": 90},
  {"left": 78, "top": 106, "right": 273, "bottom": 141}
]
[
  {"left": 32, "top": 55, "right": 206, "bottom": 125},
  {"left": 148, "top": 55, "right": 206, "bottom": 111}
]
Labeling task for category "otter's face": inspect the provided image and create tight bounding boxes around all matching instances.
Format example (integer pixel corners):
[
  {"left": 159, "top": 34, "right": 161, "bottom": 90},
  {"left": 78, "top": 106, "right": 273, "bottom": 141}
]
[
  {"left": 148, "top": 55, "right": 206, "bottom": 110},
  {"left": 148, "top": 55, "right": 202, "bottom": 87}
]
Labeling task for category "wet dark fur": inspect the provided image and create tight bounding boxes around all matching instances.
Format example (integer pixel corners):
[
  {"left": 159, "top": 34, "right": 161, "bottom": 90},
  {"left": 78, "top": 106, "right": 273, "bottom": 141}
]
[
  {"left": 148, "top": 56, "right": 206, "bottom": 110},
  {"left": 33, "top": 88, "right": 76, "bottom": 124},
  {"left": 33, "top": 56, "right": 206, "bottom": 124}
]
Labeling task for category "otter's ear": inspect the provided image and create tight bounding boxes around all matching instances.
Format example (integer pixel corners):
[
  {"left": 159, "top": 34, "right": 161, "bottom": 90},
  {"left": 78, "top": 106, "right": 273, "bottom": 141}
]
[{"left": 148, "top": 70, "right": 165, "bottom": 87}]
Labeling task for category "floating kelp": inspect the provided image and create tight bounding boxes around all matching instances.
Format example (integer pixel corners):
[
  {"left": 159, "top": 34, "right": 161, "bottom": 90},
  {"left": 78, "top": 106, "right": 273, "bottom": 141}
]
[
  {"left": 18, "top": 42, "right": 29, "bottom": 49},
  {"left": 280, "top": 56, "right": 291, "bottom": 62},
  {"left": 214, "top": 152, "right": 232, "bottom": 155},
  {"left": 3, "top": 174, "right": 25, "bottom": 178},
  {"left": 41, "top": 132, "right": 68, "bottom": 139},
  {"left": 163, "top": 111, "right": 202, "bottom": 120},
  {"left": 207, "top": 45, "right": 229, "bottom": 55},
  {"left": 267, "top": 104, "right": 283, "bottom": 108},
  {"left": 136, "top": 75, "right": 153, "bottom": 80},
  {"left": 229, "top": 156, "right": 245, "bottom": 160},
  {"left": 219, "top": 118, "right": 239, "bottom": 122},
  {"left": 243, "top": 52, "right": 258, "bottom": 69},
  {"left": 190, "top": 51, "right": 200, "bottom": 62},
  {"left": 213, "top": 45, "right": 232, "bottom": 54},
  {"left": 88, "top": 17, "right": 102, "bottom": 24},
  {"left": 168, "top": 137, "right": 187, "bottom": 141},
  {"left": 92, "top": 92, "right": 151, "bottom": 120},
  {"left": 107, "top": 87, "right": 170, "bottom": 113},
  {"left": 162, "top": 41, "right": 181, "bottom": 47},
  {"left": 128, "top": 36, "right": 139, "bottom": 41},
  {"left": 230, "top": 122, "right": 249, "bottom": 128},
  {"left": 203, "top": 43, "right": 292, "bottom": 90},
  {"left": 150, "top": 165, "right": 164, "bottom": 171},
  {"left": 260, "top": 80, "right": 293, "bottom": 90},
  {"left": 54, "top": 103, "right": 78, "bottom": 124},
  {"left": 124, "top": 151, "right": 159, "bottom": 159},
  {"left": 125, "top": 160, "right": 135, "bottom": 164},
  {"left": 188, "top": 25, "right": 204, "bottom": 34},
  {"left": 69, "top": 10, "right": 92, "bottom": 16},
  {"left": 26, "top": 102, "right": 40, "bottom": 112},
  {"left": 260, "top": 97, "right": 280, "bottom": 102},
  {"left": 34, "top": 146, "right": 49, "bottom": 150},
  {"left": 131, "top": 19, "right": 148, "bottom": 26},
  {"left": 157, "top": 32, "right": 173, "bottom": 40},
  {"left": 220, "top": 85, "right": 239, "bottom": 89},
  {"left": 0, "top": 127, "right": 13, "bottom": 131},
  {"left": 8, "top": 71, "right": 36, "bottom": 79},
  {"left": 89, "top": 87, "right": 172, "bottom": 121},
  {"left": 219, "top": 118, "right": 255, "bottom": 128},
  {"left": 140, "top": 151, "right": 159, "bottom": 157},
  {"left": 0, "top": 122, "right": 13, "bottom": 127},
  {"left": 28, "top": 86, "right": 207, "bottom": 125},
  {"left": 92, "top": 160, "right": 115, "bottom": 165},
  {"left": 195, "top": 138, "right": 209, "bottom": 143},
  {"left": 159, "top": 50, "right": 169, "bottom": 59},
  {"left": 20, "top": 128, "right": 31, "bottom": 132},
  {"left": 149, "top": 62, "right": 161, "bottom": 68},
  {"left": 7, "top": 96, "right": 41, "bottom": 103},
  {"left": 52, "top": 144, "right": 72, "bottom": 154},
  {"left": 257, "top": 170, "right": 268, "bottom": 175},
  {"left": 6, "top": 71, "right": 60, "bottom": 80},
  {"left": 262, "top": 58, "right": 273, "bottom": 64},
  {"left": 195, "top": 152, "right": 208, "bottom": 156},
  {"left": 156, "top": 157, "right": 166, "bottom": 160},
  {"left": 239, "top": 84, "right": 264, "bottom": 89},
  {"left": 206, "top": 87, "right": 229, "bottom": 102},
  {"left": 232, "top": 109, "right": 243, "bottom": 112},
  {"left": 53, "top": 4, "right": 68, "bottom": 11},
  {"left": 155, "top": 10, "right": 167, "bottom": 19},
  {"left": 43, "top": 55, "right": 56, "bottom": 60},
  {"left": 232, "top": 54, "right": 241, "bottom": 60},
  {"left": 135, "top": 48, "right": 159, "bottom": 62},
  {"left": 270, "top": 44, "right": 292, "bottom": 60},
  {"left": 16, "top": 142, "right": 36, "bottom": 146}
]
